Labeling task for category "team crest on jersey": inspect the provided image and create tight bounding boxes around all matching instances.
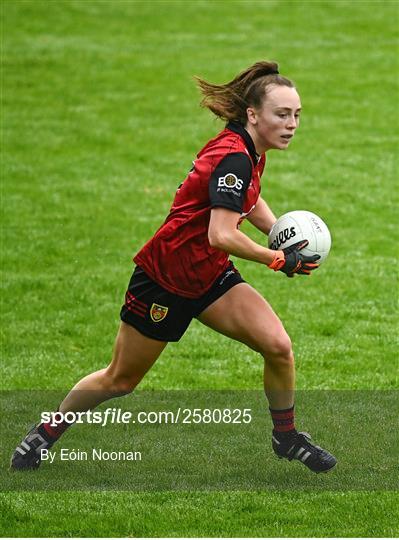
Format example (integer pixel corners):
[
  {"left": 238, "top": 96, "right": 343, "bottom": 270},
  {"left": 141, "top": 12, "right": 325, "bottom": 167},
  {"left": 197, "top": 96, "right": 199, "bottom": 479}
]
[{"left": 150, "top": 303, "right": 169, "bottom": 323}]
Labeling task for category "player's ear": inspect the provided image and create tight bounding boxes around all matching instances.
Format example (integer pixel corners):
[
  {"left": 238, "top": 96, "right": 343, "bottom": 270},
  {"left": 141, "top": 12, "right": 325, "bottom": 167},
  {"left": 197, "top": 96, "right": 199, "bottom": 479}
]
[{"left": 246, "top": 107, "right": 257, "bottom": 126}]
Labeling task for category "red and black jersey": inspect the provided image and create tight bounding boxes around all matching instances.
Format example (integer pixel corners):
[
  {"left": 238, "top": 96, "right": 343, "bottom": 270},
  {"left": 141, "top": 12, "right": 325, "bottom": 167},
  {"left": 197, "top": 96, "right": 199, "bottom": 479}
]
[{"left": 134, "top": 121, "right": 266, "bottom": 299}]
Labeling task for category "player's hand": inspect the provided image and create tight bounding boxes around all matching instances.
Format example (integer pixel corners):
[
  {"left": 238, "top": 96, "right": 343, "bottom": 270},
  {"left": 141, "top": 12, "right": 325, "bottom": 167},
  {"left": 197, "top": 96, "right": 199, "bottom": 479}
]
[{"left": 268, "top": 240, "right": 320, "bottom": 276}]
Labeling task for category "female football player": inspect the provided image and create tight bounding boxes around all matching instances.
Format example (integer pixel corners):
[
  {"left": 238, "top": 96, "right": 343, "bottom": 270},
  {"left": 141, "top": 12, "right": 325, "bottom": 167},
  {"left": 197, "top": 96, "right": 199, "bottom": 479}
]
[{"left": 12, "top": 61, "right": 336, "bottom": 473}]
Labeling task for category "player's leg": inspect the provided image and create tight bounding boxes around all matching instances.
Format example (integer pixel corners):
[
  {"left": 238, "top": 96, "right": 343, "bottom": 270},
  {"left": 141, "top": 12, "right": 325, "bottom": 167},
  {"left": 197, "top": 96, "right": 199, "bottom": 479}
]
[
  {"left": 10, "top": 322, "right": 167, "bottom": 470},
  {"left": 59, "top": 322, "right": 167, "bottom": 412},
  {"left": 197, "top": 282, "right": 337, "bottom": 473},
  {"left": 198, "top": 282, "right": 294, "bottom": 409},
  {"left": 11, "top": 264, "right": 194, "bottom": 470}
]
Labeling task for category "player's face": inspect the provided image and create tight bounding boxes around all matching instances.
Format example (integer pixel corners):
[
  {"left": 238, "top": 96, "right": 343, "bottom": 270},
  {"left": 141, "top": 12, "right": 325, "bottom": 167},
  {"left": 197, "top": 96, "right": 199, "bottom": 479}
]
[{"left": 246, "top": 85, "right": 301, "bottom": 152}]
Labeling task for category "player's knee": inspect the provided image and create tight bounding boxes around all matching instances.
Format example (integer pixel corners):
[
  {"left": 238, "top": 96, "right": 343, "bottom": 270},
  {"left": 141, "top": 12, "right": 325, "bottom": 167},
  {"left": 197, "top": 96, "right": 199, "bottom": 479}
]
[
  {"left": 106, "top": 372, "right": 137, "bottom": 396},
  {"left": 263, "top": 333, "right": 293, "bottom": 364}
]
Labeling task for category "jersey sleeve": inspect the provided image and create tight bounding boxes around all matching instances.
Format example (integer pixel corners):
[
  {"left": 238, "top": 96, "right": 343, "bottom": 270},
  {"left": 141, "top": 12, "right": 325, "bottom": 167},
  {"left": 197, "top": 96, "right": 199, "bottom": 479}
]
[{"left": 209, "top": 152, "right": 253, "bottom": 213}]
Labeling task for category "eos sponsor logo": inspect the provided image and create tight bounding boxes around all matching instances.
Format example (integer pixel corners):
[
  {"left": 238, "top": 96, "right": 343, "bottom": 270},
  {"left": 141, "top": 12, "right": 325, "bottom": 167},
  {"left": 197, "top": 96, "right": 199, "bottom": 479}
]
[
  {"left": 218, "top": 173, "right": 243, "bottom": 190},
  {"left": 270, "top": 227, "right": 297, "bottom": 250}
]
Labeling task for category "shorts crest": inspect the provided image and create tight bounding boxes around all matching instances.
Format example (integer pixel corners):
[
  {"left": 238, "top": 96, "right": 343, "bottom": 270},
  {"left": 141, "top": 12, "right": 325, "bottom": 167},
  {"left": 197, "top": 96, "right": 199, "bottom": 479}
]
[{"left": 150, "top": 303, "right": 169, "bottom": 322}]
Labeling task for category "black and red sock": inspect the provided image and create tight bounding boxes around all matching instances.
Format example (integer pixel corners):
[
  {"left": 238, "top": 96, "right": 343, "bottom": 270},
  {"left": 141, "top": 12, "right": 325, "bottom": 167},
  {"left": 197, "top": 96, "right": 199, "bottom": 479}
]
[
  {"left": 40, "top": 420, "right": 71, "bottom": 440},
  {"left": 38, "top": 415, "right": 73, "bottom": 443},
  {"left": 269, "top": 405, "right": 297, "bottom": 441}
]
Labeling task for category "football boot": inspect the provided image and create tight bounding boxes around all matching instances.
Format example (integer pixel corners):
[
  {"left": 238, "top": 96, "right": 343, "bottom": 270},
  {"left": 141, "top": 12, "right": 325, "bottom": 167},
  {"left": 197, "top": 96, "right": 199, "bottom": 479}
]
[
  {"left": 272, "top": 431, "right": 337, "bottom": 473},
  {"left": 10, "top": 424, "right": 53, "bottom": 470}
]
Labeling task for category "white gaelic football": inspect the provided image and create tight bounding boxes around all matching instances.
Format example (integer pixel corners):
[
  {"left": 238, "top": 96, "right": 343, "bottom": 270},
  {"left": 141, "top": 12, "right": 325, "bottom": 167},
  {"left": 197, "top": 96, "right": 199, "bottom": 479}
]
[{"left": 268, "top": 210, "right": 331, "bottom": 264}]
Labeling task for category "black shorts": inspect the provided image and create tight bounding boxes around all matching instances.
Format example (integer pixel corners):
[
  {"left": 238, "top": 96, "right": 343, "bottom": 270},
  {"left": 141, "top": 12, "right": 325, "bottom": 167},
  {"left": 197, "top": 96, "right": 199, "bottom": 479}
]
[{"left": 120, "top": 263, "right": 245, "bottom": 342}]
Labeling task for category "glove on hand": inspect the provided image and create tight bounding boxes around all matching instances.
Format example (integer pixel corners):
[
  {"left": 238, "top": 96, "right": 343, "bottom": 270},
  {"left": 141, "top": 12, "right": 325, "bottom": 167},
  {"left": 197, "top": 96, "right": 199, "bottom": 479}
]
[{"left": 268, "top": 240, "right": 320, "bottom": 277}]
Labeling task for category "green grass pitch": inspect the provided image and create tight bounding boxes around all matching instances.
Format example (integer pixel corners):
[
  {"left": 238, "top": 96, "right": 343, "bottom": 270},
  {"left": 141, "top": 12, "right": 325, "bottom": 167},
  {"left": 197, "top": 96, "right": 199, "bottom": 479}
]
[{"left": 1, "top": 0, "right": 398, "bottom": 537}]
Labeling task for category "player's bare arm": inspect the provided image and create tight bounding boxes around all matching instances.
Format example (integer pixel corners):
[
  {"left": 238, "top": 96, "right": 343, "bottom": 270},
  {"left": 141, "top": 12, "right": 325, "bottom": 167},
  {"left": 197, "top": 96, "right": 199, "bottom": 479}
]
[
  {"left": 208, "top": 206, "right": 276, "bottom": 265},
  {"left": 208, "top": 207, "right": 319, "bottom": 276},
  {"left": 247, "top": 197, "right": 277, "bottom": 235}
]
